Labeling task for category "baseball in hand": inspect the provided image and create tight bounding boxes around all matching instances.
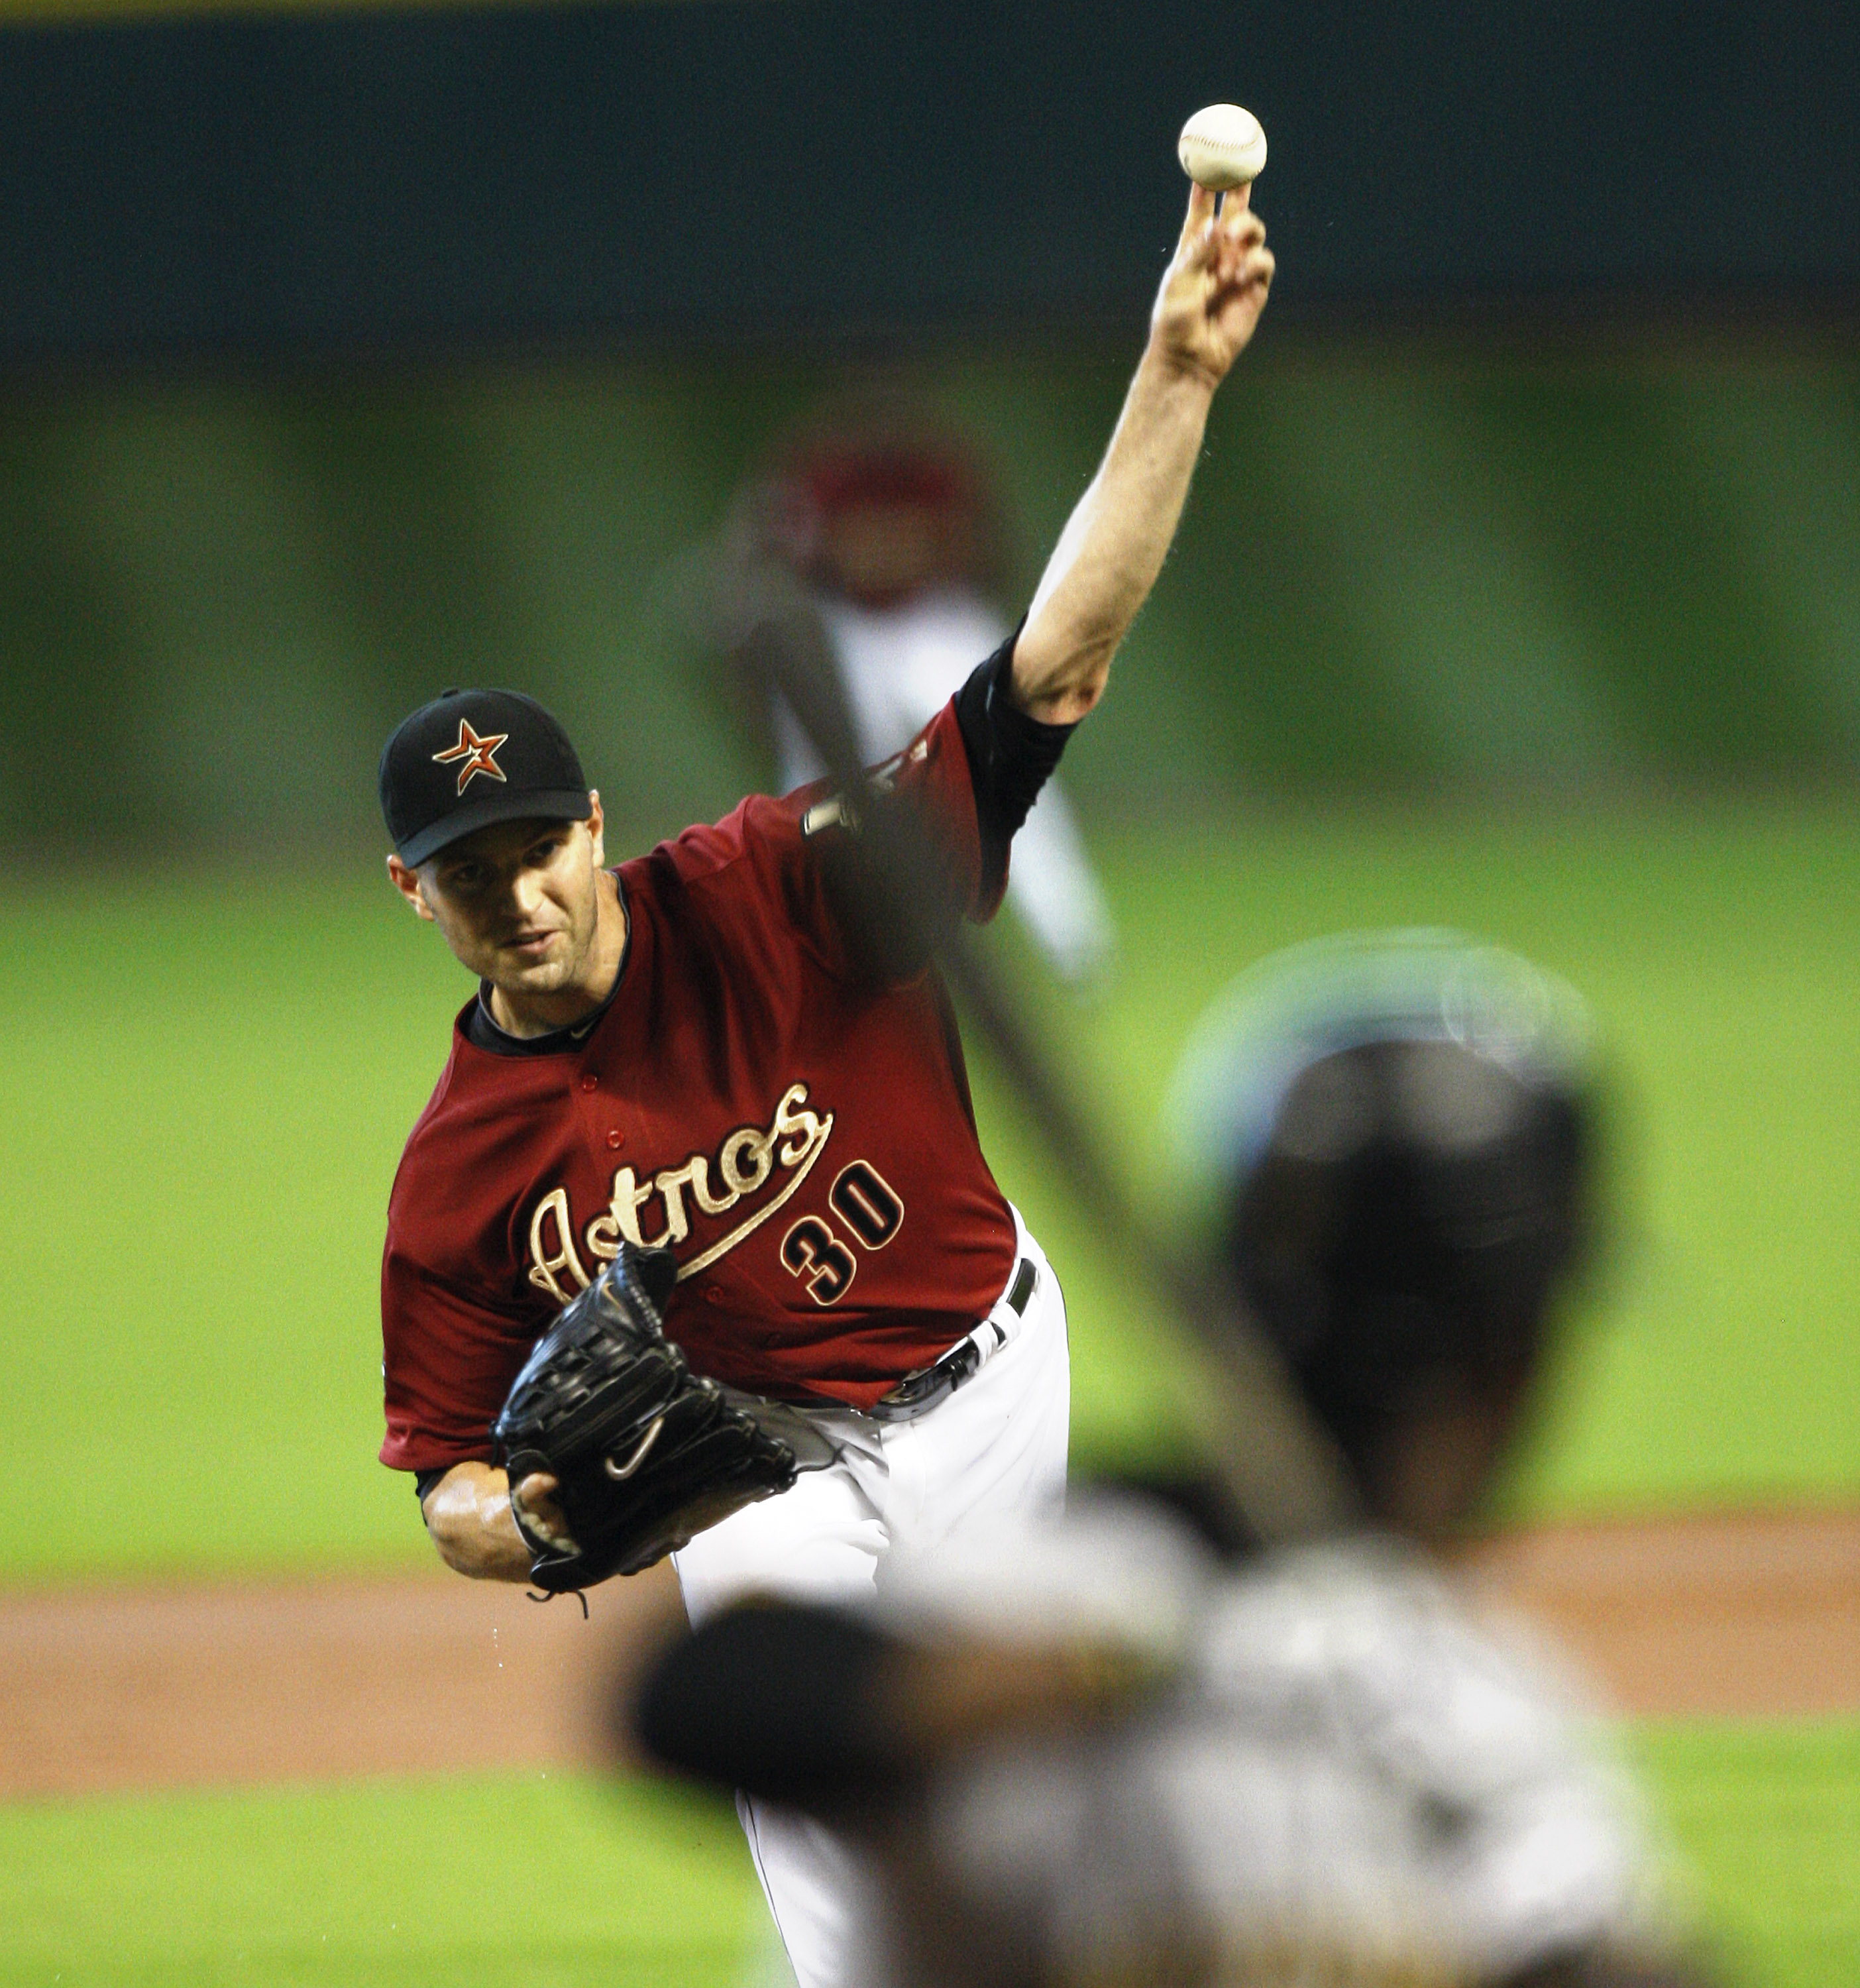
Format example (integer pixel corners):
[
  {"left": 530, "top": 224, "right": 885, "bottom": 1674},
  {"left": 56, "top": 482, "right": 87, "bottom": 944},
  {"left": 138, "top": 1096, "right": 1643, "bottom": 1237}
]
[{"left": 1177, "top": 104, "right": 1267, "bottom": 191}]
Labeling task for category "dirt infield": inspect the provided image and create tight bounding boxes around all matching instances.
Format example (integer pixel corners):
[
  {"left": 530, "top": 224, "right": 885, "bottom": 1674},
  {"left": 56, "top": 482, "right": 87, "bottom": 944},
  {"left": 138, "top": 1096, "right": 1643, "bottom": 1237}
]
[{"left": 3, "top": 1508, "right": 1853, "bottom": 1802}]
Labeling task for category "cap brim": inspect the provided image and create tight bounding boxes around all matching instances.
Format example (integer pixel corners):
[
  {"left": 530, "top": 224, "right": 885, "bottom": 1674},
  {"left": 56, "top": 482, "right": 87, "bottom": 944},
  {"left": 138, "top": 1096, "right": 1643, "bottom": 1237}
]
[{"left": 396, "top": 789, "right": 592, "bottom": 867}]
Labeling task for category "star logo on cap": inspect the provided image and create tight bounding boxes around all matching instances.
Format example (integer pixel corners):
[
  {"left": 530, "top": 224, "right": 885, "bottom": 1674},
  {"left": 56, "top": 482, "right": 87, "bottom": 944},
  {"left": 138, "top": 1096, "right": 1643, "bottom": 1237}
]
[{"left": 432, "top": 720, "right": 510, "bottom": 795}]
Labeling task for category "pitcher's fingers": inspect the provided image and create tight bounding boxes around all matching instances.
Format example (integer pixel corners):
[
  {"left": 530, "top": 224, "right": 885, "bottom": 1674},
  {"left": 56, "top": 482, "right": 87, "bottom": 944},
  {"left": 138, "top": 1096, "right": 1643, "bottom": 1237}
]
[
  {"left": 1213, "top": 215, "right": 1262, "bottom": 284},
  {"left": 1210, "top": 241, "right": 1274, "bottom": 305},
  {"left": 1218, "top": 180, "right": 1253, "bottom": 221},
  {"left": 1222, "top": 205, "right": 1266, "bottom": 256},
  {"left": 1213, "top": 221, "right": 1259, "bottom": 288},
  {"left": 1177, "top": 182, "right": 1219, "bottom": 255}
]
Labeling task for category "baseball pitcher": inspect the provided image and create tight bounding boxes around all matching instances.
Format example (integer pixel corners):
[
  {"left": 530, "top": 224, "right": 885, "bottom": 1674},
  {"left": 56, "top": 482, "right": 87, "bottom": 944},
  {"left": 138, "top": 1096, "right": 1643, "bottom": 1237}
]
[{"left": 374, "top": 178, "right": 1273, "bottom": 1988}]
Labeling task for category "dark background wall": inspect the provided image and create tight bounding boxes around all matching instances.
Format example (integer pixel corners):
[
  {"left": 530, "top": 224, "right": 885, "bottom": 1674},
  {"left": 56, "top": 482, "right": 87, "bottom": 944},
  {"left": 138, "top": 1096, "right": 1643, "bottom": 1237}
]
[{"left": 4, "top": 0, "right": 1857, "bottom": 362}]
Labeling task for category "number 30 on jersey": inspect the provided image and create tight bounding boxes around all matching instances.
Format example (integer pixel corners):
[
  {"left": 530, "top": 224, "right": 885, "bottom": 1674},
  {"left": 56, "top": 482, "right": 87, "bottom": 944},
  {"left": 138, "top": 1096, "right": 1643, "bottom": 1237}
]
[{"left": 780, "top": 1161, "right": 904, "bottom": 1303}]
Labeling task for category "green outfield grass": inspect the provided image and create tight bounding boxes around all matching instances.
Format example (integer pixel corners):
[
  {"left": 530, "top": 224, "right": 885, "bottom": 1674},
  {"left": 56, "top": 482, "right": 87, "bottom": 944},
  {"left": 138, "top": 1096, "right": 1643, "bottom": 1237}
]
[
  {"left": 1630, "top": 1723, "right": 1860, "bottom": 1988},
  {"left": 0, "top": 1770, "right": 757, "bottom": 1988},
  {"left": 1, "top": 1724, "right": 1853, "bottom": 1987},
  {"left": 1, "top": 804, "right": 1855, "bottom": 1582}
]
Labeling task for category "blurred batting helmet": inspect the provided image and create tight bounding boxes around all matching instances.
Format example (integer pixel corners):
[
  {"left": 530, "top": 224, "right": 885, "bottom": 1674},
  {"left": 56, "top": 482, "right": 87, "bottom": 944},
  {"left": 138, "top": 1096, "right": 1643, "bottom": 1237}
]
[{"left": 1171, "top": 932, "right": 1598, "bottom": 1484}]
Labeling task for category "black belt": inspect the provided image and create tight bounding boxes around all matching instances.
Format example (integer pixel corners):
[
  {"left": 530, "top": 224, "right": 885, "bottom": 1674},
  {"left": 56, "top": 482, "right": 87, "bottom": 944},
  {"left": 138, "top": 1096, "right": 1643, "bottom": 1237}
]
[{"left": 871, "top": 1256, "right": 1038, "bottom": 1421}]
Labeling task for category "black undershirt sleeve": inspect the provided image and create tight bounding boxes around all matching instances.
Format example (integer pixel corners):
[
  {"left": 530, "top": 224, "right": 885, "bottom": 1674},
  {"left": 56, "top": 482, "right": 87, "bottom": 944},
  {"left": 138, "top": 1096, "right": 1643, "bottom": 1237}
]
[
  {"left": 632, "top": 1602, "right": 904, "bottom": 1808},
  {"left": 953, "top": 623, "right": 1078, "bottom": 903},
  {"left": 814, "top": 623, "right": 1075, "bottom": 983},
  {"left": 413, "top": 1467, "right": 448, "bottom": 1505}
]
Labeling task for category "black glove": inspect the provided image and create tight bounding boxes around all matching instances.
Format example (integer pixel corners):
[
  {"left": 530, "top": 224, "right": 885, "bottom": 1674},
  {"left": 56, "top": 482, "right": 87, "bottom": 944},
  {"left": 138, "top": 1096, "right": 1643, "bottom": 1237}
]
[{"left": 492, "top": 1242, "right": 798, "bottom": 1592}]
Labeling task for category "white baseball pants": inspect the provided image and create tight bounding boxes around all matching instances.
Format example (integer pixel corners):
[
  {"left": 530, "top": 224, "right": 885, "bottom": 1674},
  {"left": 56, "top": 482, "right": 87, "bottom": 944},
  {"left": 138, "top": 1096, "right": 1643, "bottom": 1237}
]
[{"left": 672, "top": 1205, "right": 1071, "bottom": 1988}]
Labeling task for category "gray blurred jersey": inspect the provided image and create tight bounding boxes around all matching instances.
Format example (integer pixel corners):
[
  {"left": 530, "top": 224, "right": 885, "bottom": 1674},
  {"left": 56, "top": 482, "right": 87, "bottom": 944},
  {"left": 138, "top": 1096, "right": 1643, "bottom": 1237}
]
[
  {"left": 773, "top": 584, "right": 1116, "bottom": 985},
  {"left": 867, "top": 1500, "right": 1669, "bottom": 1988}
]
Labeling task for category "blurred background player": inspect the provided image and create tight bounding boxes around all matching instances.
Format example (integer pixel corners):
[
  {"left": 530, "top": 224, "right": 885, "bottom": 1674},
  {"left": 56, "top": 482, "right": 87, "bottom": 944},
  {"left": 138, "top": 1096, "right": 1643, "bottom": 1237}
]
[
  {"left": 718, "top": 406, "right": 1117, "bottom": 986},
  {"left": 629, "top": 933, "right": 1718, "bottom": 1988}
]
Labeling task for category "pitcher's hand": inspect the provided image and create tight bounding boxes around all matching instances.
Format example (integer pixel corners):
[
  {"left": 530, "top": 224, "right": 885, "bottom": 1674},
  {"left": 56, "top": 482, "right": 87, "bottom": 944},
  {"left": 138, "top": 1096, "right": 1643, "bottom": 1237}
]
[{"left": 1150, "top": 183, "right": 1274, "bottom": 390}]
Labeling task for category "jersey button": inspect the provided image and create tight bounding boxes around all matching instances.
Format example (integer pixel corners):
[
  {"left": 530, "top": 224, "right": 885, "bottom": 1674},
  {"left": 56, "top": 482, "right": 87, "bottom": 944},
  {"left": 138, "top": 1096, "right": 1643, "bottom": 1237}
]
[
  {"left": 580, "top": 1074, "right": 598, "bottom": 1093},
  {"left": 606, "top": 1129, "right": 624, "bottom": 1150}
]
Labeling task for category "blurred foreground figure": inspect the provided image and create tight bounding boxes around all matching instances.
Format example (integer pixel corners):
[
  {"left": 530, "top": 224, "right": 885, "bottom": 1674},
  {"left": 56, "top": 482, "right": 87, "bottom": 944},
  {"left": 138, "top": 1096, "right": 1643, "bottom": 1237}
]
[
  {"left": 726, "top": 416, "right": 1117, "bottom": 985},
  {"left": 631, "top": 936, "right": 1712, "bottom": 1988}
]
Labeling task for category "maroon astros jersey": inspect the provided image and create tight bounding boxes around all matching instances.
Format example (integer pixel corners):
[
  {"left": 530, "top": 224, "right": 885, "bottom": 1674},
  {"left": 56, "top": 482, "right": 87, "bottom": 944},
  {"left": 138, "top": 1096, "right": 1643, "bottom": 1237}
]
[{"left": 380, "top": 702, "right": 1018, "bottom": 1476}]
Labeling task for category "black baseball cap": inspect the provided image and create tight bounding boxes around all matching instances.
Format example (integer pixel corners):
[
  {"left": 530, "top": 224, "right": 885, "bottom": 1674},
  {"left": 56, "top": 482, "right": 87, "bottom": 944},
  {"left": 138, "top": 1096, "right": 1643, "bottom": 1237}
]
[{"left": 380, "top": 688, "right": 592, "bottom": 866}]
